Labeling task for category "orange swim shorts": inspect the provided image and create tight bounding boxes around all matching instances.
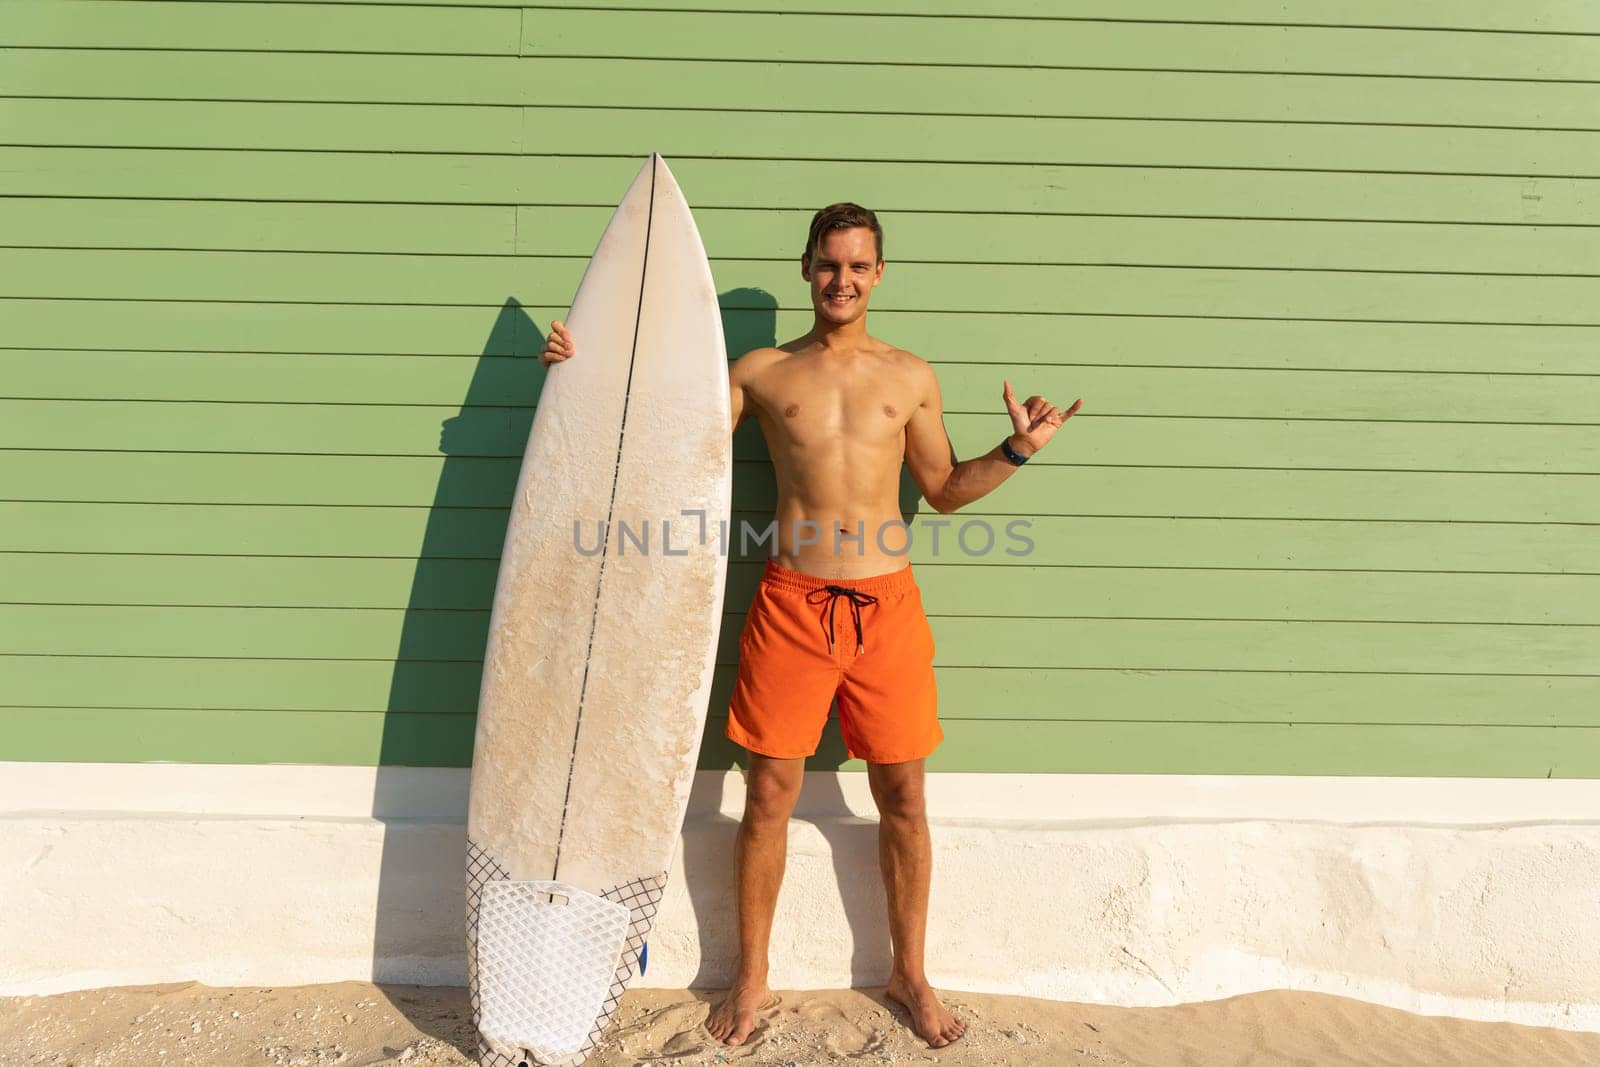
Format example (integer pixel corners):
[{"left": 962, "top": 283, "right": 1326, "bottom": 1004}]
[{"left": 726, "top": 560, "right": 942, "bottom": 764}]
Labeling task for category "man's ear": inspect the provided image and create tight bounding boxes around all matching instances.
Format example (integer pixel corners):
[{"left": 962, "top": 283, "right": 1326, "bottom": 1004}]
[{"left": 800, "top": 255, "right": 811, "bottom": 281}]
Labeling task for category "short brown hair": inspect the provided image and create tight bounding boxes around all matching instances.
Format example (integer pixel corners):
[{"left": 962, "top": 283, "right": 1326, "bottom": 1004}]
[{"left": 803, "top": 202, "right": 883, "bottom": 263}]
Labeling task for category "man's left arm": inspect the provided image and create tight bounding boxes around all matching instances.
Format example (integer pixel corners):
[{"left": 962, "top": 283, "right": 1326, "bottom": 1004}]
[{"left": 904, "top": 362, "right": 1082, "bottom": 514}]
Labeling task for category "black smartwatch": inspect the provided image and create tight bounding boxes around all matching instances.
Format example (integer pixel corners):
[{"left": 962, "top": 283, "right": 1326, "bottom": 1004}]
[{"left": 999, "top": 437, "right": 1030, "bottom": 466}]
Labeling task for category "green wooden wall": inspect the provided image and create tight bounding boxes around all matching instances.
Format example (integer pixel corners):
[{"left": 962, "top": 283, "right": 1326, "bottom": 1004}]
[{"left": 3, "top": 1, "right": 1598, "bottom": 775}]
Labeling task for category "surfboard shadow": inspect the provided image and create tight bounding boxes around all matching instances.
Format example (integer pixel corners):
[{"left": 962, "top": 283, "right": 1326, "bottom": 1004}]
[
  {"left": 681, "top": 287, "right": 925, "bottom": 991},
  {"left": 369, "top": 296, "right": 545, "bottom": 1055}
]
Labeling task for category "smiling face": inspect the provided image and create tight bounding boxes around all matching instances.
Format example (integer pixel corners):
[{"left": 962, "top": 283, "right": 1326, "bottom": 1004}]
[{"left": 801, "top": 226, "right": 885, "bottom": 326}]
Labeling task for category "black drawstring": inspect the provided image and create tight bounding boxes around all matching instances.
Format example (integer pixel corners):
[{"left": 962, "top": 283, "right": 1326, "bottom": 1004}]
[{"left": 806, "top": 584, "right": 878, "bottom": 654}]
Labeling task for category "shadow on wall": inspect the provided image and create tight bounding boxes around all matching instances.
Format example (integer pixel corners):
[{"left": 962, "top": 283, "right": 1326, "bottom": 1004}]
[
  {"left": 370, "top": 297, "right": 543, "bottom": 1054},
  {"left": 370, "top": 286, "right": 919, "bottom": 1050}
]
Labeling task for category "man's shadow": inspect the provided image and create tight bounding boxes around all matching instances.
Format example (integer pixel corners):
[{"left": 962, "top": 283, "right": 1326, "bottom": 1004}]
[{"left": 682, "top": 288, "right": 926, "bottom": 991}]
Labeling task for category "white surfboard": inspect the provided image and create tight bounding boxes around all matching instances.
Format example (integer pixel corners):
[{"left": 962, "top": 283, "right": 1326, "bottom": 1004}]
[{"left": 465, "top": 154, "right": 731, "bottom": 1067}]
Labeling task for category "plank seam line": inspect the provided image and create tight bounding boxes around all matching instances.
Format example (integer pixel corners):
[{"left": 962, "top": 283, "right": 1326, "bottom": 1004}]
[
  {"left": 69, "top": 1, "right": 1587, "bottom": 38},
  {"left": 3, "top": 498, "right": 1598, "bottom": 525},
  {"left": 4, "top": 298, "right": 1597, "bottom": 327},
  {"left": 5, "top": 200, "right": 1598, "bottom": 231},
  {"left": 7, "top": 601, "right": 1600, "bottom": 628},
  {"left": 4, "top": 707, "right": 1598, "bottom": 729},
  {"left": 13, "top": 44, "right": 1600, "bottom": 82},
  {"left": 518, "top": 55, "right": 1600, "bottom": 86},
  {"left": 13, "top": 365, "right": 1600, "bottom": 381},
  {"left": 515, "top": 7, "right": 1600, "bottom": 38},
  {"left": 550, "top": 156, "right": 654, "bottom": 882},
  {"left": 0, "top": 552, "right": 1591, "bottom": 577},
  {"left": 13, "top": 244, "right": 1600, "bottom": 280},
  {"left": 8, "top": 99, "right": 1600, "bottom": 135},
  {"left": 1, "top": 653, "right": 1596, "bottom": 678},
  {"left": 13, "top": 142, "right": 1600, "bottom": 167},
  {"left": 9, "top": 403, "right": 1600, "bottom": 419},
  {"left": 15, "top": 446, "right": 1600, "bottom": 468}
]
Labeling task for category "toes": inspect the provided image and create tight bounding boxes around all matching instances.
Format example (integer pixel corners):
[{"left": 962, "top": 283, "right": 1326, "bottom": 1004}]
[{"left": 726, "top": 1017, "right": 756, "bottom": 1046}]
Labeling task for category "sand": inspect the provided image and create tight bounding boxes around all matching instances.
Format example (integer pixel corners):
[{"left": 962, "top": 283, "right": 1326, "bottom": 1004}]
[{"left": 3, "top": 981, "right": 1598, "bottom": 1066}]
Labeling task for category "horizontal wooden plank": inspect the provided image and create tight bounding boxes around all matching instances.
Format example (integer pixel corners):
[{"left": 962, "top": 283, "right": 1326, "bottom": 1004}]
[
  {"left": 6, "top": 654, "right": 1596, "bottom": 727},
  {"left": 3, "top": 503, "right": 1593, "bottom": 573},
  {"left": 6, "top": 250, "right": 1598, "bottom": 324},
  {"left": 1, "top": 603, "right": 1594, "bottom": 674},
  {"left": 0, "top": 707, "right": 476, "bottom": 766},
  {"left": 7, "top": 0, "right": 517, "bottom": 53},
  {"left": 3, "top": 451, "right": 1596, "bottom": 522},
  {"left": 8, "top": 357, "right": 1599, "bottom": 425},
  {"left": 561, "top": 2, "right": 1600, "bottom": 35},
  {"left": 698, "top": 719, "right": 1600, "bottom": 777},
  {"left": 5, "top": 151, "right": 1594, "bottom": 225},
  {"left": 526, "top": 9, "right": 1600, "bottom": 81},
  {"left": 7, "top": 52, "right": 1598, "bottom": 129},
  {"left": 0, "top": 198, "right": 519, "bottom": 256},
  {"left": 932, "top": 363, "right": 1600, "bottom": 423},
  {"left": 9, "top": 100, "right": 1600, "bottom": 178},
  {"left": 0, "top": 653, "right": 483, "bottom": 714},
  {"left": 155, "top": 0, "right": 1600, "bottom": 36},
  {"left": 10, "top": 198, "right": 1600, "bottom": 276},
  {"left": 0, "top": 553, "right": 496, "bottom": 610},
  {"left": 7, "top": 400, "right": 1598, "bottom": 474},
  {"left": 6, "top": 552, "right": 1598, "bottom": 625},
  {"left": 3, "top": 708, "right": 1596, "bottom": 775},
  {"left": 0, "top": 98, "right": 521, "bottom": 153},
  {"left": 5, "top": 300, "right": 1595, "bottom": 375},
  {"left": 0, "top": 501, "right": 519, "bottom": 559},
  {"left": 10, "top": 3, "right": 1593, "bottom": 76}
]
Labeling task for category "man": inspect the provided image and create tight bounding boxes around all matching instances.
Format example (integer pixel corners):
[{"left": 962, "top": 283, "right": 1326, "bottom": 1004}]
[{"left": 540, "top": 203, "right": 1080, "bottom": 1049}]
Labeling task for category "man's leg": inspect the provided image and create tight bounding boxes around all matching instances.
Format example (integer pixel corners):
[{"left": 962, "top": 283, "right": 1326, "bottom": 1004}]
[
  {"left": 704, "top": 751, "right": 805, "bottom": 1046},
  {"left": 868, "top": 757, "right": 966, "bottom": 1048}
]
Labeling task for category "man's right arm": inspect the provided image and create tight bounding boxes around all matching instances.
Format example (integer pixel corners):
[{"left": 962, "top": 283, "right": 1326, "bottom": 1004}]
[{"left": 729, "top": 349, "right": 766, "bottom": 436}]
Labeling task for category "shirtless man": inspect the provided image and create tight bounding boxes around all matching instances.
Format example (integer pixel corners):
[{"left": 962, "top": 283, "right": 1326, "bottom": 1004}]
[{"left": 540, "top": 202, "right": 1080, "bottom": 1049}]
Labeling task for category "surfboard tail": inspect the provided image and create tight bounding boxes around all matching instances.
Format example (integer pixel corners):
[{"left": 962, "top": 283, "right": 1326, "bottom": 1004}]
[{"left": 467, "top": 839, "right": 667, "bottom": 1066}]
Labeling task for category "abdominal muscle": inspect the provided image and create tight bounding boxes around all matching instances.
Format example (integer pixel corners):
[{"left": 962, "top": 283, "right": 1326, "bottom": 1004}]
[{"left": 763, "top": 434, "right": 912, "bottom": 580}]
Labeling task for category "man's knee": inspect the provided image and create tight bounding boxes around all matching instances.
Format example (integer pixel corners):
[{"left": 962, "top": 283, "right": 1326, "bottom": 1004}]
[
  {"left": 743, "top": 756, "right": 804, "bottom": 824},
  {"left": 868, "top": 765, "right": 926, "bottom": 821}
]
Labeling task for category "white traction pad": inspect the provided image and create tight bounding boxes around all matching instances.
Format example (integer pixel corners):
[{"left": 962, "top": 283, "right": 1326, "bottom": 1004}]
[{"left": 475, "top": 880, "right": 632, "bottom": 1060}]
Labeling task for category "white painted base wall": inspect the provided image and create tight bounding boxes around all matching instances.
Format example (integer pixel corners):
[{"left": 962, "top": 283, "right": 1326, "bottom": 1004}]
[{"left": 3, "top": 763, "right": 1598, "bottom": 1033}]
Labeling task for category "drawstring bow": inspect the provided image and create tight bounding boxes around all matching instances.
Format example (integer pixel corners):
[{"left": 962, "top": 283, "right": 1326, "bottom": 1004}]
[{"left": 806, "top": 584, "right": 879, "bottom": 654}]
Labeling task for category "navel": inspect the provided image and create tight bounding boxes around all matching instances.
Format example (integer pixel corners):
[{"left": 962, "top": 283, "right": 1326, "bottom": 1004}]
[{"left": 784, "top": 403, "right": 800, "bottom": 418}]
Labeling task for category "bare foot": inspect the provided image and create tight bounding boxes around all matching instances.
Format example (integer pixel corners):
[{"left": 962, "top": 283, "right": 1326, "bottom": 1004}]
[
  {"left": 703, "top": 982, "right": 778, "bottom": 1046},
  {"left": 885, "top": 973, "right": 967, "bottom": 1048}
]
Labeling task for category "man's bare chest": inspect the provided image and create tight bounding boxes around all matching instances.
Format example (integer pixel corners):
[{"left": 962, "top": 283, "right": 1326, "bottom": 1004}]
[{"left": 751, "top": 370, "right": 919, "bottom": 450}]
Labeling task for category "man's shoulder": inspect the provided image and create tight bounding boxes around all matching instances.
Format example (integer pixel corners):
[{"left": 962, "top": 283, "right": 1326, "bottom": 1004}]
[
  {"left": 881, "top": 342, "right": 930, "bottom": 368},
  {"left": 879, "top": 343, "right": 936, "bottom": 384},
  {"left": 731, "top": 345, "right": 787, "bottom": 371}
]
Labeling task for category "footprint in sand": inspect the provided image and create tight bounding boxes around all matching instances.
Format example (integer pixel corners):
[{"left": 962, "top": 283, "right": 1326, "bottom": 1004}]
[
  {"left": 603, "top": 995, "right": 781, "bottom": 1061},
  {"left": 790, "top": 996, "right": 891, "bottom": 1059}
]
